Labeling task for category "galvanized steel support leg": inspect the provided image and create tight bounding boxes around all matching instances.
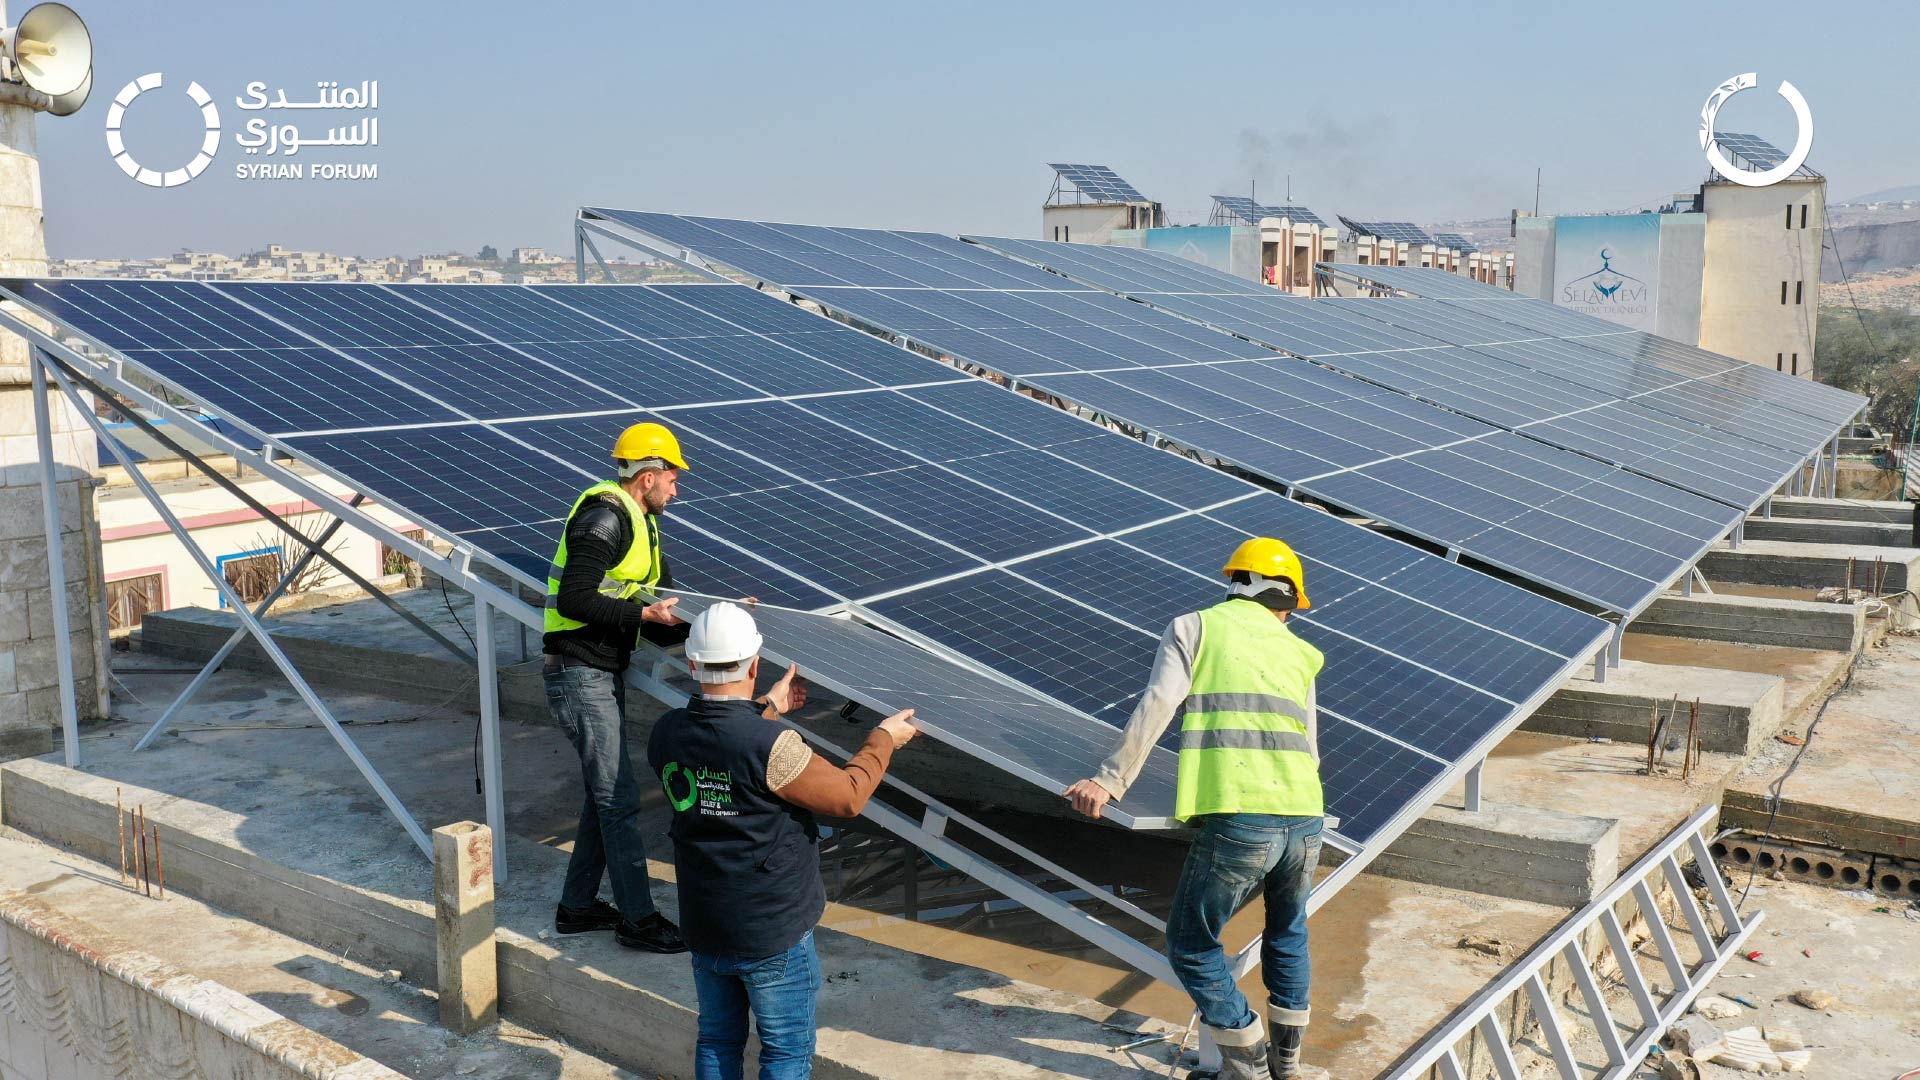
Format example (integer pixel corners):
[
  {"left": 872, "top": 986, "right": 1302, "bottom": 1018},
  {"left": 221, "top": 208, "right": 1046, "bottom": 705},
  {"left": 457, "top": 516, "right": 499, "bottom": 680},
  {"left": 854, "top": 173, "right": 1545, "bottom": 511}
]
[
  {"left": 29, "top": 352, "right": 81, "bottom": 767},
  {"left": 1463, "top": 759, "right": 1484, "bottom": 812},
  {"left": 581, "top": 231, "right": 619, "bottom": 284},
  {"left": 1607, "top": 621, "right": 1624, "bottom": 668},
  {"left": 47, "top": 360, "right": 434, "bottom": 858},
  {"left": 475, "top": 599, "right": 508, "bottom": 882},
  {"left": 135, "top": 496, "right": 366, "bottom": 751},
  {"left": 574, "top": 222, "right": 587, "bottom": 284}
]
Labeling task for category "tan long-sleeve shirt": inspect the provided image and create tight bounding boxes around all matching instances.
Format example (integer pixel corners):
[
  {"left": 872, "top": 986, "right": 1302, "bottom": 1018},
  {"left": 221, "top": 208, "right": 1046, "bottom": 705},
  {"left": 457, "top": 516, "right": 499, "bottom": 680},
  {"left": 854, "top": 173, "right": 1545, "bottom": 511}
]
[
  {"left": 766, "top": 727, "right": 896, "bottom": 817},
  {"left": 1090, "top": 611, "right": 1318, "bottom": 802}
]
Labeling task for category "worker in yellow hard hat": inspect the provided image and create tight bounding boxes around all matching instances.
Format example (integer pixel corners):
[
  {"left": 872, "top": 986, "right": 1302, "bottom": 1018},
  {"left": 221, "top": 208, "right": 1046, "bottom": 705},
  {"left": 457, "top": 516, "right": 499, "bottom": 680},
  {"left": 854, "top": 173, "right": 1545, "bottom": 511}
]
[
  {"left": 542, "top": 420, "right": 692, "bottom": 954},
  {"left": 1066, "top": 537, "right": 1325, "bottom": 1080}
]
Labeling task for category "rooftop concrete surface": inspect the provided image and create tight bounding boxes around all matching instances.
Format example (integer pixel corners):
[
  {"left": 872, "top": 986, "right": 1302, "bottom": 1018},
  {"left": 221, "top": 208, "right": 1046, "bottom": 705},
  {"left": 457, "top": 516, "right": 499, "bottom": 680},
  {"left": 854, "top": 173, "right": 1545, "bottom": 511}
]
[
  {"left": 1723, "top": 632, "right": 1920, "bottom": 861},
  {"left": 0, "top": 829, "right": 635, "bottom": 1078},
  {"left": 4, "top": 645, "right": 1583, "bottom": 1078}
]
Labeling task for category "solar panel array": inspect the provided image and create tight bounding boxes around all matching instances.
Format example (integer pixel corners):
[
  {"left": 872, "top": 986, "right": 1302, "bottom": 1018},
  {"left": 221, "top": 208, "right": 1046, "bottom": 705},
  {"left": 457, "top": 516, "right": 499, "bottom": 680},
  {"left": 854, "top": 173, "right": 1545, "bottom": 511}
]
[
  {"left": 1048, "top": 163, "right": 1148, "bottom": 204},
  {"left": 1431, "top": 232, "right": 1480, "bottom": 254},
  {"left": 1710, "top": 131, "right": 1789, "bottom": 169},
  {"left": 1338, "top": 217, "right": 1435, "bottom": 245},
  {"left": 589, "top": 211, "right": 1760, "bottom": 615},
  {"left": 1212, "top": 196, "right": 1327, "bottom": 228},
  {"left": 956, "top": 239, "right": 1861, "bottom": 515},
  {"left": 6, "top": 272, "right": 1610, "bottom": 852}
]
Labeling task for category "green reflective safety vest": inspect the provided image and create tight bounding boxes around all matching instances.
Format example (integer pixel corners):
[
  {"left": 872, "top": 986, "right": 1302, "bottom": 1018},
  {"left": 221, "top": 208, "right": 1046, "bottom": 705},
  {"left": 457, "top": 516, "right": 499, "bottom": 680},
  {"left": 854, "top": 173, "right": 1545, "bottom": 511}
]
[
  {"left": 1175, "top": 598, "right": 1325, "bottom": 820},
  {"left": 543, "top": 481, "right": 662, "bottom": 634}
]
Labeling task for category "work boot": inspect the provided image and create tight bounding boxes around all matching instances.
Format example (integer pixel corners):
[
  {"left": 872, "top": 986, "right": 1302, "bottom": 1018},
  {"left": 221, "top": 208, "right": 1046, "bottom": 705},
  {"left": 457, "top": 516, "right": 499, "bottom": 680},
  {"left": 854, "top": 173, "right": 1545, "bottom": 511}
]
[
  {"left": 616, "top": 913, "right": 688, "bottom": 953},
  {"left": 1267, "top": 1008, "right": 1309, "bottom": 1080},
  {"left": 553, "top": 899, "right": 622, "bottom": 935},
  {"left": 1187, "top": 1022, "right": 1270, "bottom": 1080}
]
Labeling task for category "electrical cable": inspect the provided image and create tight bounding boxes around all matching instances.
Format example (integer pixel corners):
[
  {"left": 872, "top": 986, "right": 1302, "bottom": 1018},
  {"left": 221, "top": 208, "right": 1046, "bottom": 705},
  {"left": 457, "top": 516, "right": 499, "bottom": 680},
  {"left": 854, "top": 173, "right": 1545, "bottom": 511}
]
[{"left": 438, "top": 576, "right": 484, "bottom": 794}]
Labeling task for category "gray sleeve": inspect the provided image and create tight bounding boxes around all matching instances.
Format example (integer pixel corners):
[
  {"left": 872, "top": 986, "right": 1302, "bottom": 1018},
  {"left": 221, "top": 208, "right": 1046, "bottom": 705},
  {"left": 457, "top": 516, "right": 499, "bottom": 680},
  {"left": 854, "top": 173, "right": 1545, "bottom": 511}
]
[{"left": 1092, "top": 614, "right": 1200, "bottom": 801}]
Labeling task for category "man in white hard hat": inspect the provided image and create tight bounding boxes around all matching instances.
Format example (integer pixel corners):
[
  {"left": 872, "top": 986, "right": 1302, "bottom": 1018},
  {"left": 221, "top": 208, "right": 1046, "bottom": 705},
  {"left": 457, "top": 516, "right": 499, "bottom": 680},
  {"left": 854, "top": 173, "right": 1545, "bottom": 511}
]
[
  {"left": 647, "top": 602, "right": 919, "bottom": 1080},
  {"left": 544, "top": 421, "right": 691, "bottom": 952}
]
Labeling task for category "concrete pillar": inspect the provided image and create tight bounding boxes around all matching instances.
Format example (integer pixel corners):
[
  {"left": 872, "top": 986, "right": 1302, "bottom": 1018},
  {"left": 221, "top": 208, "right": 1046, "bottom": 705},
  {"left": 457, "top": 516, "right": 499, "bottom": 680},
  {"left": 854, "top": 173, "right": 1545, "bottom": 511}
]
[
  {"left": 0, "top": 77, "right": 107, "bottom": 757},
  {"left": 433, "top": 821, "right": 498, "bottom": 1034}
]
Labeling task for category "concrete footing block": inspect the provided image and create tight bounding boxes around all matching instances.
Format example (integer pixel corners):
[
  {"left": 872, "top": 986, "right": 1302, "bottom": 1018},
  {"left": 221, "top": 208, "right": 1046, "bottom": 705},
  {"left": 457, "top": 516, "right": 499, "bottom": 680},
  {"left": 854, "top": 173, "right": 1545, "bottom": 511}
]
[
  {"left": 434, "top": 821, "right": 498, "bottom": 1034},
  {"left": 1371, "top": 800, "right": 1619, "bottom": 907},
  {"left": 1769, "top": 496, "right": 1913, "bottom": 524},
  {"left": 1745, "top": 516, "right": 1912, "bottom": 548},
  {"left": 1635, "top": 593, "right": 1865, "bottom": 653},
  {"left": 1527, "top": 659, "right": 1784, "bottom": 756},
  {"left": 1700, "top": 539, "right": 1918, "bottom": 594}
]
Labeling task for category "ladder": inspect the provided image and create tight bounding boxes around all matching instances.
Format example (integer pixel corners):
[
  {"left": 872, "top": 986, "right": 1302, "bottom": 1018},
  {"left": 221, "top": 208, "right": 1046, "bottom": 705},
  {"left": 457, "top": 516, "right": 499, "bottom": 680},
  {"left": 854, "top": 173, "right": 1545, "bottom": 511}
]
[{"left": 1384, "top": 805, "right": 1763, "bottom": 1080}]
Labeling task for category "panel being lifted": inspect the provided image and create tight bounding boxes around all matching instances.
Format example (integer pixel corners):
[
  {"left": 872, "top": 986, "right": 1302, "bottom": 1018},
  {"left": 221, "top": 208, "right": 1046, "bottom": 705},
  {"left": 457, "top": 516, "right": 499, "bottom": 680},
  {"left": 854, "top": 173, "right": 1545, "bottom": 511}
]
[
  {"left": 583, "top": 210, "right": 1743, "bottom": 616},
  {"left": 4, "top": 275, "right": 1610, "bottom": 862}
]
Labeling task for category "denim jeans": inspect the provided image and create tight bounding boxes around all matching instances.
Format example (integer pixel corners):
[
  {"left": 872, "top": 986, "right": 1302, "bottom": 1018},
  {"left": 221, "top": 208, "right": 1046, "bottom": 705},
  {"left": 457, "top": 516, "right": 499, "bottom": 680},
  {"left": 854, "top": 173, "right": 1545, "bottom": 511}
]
[
  {"left": 690, "top": 931, "right": 821, "bottom": 1080},
  {"left": 1165, "top": 813, "right": 1322, "bottom": 1032},
  {"left": 547, "top": 661, "right": 658, "bottom": 920}
]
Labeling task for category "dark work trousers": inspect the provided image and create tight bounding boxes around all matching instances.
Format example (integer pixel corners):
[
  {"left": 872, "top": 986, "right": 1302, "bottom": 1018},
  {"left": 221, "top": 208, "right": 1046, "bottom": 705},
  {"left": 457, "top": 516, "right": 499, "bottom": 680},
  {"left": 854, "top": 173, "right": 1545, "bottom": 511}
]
[{"left": 547, "top": 658, "right": 659, "bottom": 920}]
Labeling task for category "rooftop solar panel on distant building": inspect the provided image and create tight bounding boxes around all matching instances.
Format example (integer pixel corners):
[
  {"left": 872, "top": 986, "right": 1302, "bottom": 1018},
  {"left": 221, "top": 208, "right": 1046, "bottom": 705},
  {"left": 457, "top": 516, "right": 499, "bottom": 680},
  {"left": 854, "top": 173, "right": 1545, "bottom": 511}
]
[
  {"left": 1211, "top": 196, "right": 1327, "bottom": 227},
  {"left": 1047, "top": 163, "right": 1148, "bottom": 204},
  {"left": 1432, "top": 232, "right": 1480, "bottom": 253},
  {"left": 1710, "top": 132, "right": 1789, "bottom": 169}
]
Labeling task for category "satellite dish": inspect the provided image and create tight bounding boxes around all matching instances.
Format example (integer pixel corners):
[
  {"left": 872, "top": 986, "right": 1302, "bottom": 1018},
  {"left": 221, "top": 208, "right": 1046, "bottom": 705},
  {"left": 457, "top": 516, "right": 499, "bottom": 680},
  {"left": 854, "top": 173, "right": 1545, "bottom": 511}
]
[
  {"left": 46, "top": 65, "right": 88, "bottom": 115},
  {"left": 2, "top": 3, "right": 92, "bottom": 98}
]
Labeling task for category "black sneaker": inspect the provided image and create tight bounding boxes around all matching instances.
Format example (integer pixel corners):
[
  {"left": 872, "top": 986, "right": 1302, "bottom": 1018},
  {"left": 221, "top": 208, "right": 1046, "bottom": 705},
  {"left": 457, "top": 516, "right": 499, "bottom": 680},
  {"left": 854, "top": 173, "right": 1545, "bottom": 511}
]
[
  {"left": 616, "top": 913, "right": 688, "bottom": 953},
  {"left": 554, "top": 899, "right": 622, "bottom": 935}
]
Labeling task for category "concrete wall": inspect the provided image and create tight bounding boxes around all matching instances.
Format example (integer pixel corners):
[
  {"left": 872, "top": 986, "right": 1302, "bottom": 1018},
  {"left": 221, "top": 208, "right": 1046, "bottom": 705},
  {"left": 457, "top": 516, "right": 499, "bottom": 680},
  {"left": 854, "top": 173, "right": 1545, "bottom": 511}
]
[
  {"left": 1040, "top": 204, "right": 1135, "bottom": 245},
  {"left": 1635, "top": 592, "right": 1865, "bottom": 653},
  {"left": 1698, "top": 177, "right": 1824, "bottom": 377},
  {"left": 0, "top": 97, "right": 110, "bottom": 756},
  {"left": 1511, "top": 217, "right": 1554, "bottom": 299},
  {"left": 1654, "top": 213, "right": 1706, "bottom": 345},
  {"left": 0, "top": 890, "right": 404, "bottom": 1080}
]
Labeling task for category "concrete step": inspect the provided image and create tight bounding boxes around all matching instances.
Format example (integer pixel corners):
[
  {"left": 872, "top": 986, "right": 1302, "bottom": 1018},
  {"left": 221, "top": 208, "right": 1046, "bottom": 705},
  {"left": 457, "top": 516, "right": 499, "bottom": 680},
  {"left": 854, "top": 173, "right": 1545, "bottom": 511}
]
[
  {"left": 1770, "top": 496, "right": 1913, "bottom": 524},
  {"left": 1701, "top": 539, "right": 1919, "bottom": 594},
  {"left": 1527, "top": 658, "right": 1785, "bottom": 756},
  {"left": 1745, "top": 516, "right": 1913, "bottom": 548},
  {"left": 1635, "top": 592, "right": 1865, "bottom": 653}
]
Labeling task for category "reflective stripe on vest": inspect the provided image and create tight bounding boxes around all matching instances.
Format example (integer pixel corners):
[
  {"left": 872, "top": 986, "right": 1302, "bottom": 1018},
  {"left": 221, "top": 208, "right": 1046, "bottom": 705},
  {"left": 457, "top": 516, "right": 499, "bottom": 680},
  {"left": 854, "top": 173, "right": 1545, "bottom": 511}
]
[
  {"left": 1175, "top": 598, "right": 1325, "bottom": 820},
  {"left": 544, "top": 481, "right": 660, "bottom": 634}
]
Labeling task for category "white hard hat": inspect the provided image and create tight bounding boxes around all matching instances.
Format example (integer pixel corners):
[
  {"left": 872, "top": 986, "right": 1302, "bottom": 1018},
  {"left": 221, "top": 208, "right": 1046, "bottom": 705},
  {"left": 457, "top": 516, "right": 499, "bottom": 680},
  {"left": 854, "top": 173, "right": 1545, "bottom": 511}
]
[{"left": 685, "top": 602, "right": 763, "bottom": 684}]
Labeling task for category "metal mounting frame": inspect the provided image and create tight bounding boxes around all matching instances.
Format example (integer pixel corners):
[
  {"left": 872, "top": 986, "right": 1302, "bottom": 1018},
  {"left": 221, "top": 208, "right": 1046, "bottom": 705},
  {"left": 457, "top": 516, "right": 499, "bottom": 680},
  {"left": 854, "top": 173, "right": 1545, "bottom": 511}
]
[{"left": 1383, "top": 805, "right": 1761, "bottom": 1079}]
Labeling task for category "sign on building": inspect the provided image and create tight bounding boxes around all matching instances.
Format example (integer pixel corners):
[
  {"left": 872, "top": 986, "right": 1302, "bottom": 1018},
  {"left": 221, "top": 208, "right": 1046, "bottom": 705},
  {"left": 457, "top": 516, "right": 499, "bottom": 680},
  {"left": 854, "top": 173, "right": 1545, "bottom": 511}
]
[{"left": 1551, "top": 215, "right": 1662, "bottom": 332}]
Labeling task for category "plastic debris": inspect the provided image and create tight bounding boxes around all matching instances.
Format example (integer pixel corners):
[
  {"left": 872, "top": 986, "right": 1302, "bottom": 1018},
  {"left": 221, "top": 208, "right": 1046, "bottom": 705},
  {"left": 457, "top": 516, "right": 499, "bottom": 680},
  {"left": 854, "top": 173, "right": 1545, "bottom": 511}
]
[{"left": 1728, "top": 995, "right": 1759, "bottom": 1008}]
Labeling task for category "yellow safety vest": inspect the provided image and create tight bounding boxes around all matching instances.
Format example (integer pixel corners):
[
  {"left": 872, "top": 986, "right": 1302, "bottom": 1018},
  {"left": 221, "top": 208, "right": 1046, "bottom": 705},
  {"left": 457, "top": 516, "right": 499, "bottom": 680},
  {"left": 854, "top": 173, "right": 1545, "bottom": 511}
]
[
  {"left": 544, "top": 481, "right": 661, "bottom": 634},
  {"left": 1175, "top": 599, "right": 1325, "bottom": 819}
]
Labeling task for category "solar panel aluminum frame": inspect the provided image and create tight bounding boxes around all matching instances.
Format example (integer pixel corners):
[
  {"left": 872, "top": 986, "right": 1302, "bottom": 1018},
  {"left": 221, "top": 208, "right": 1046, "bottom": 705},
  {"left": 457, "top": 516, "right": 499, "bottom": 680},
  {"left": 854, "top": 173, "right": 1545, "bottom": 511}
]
[{"left": 1312, "top": 262, "right": 1864, "bottom": 515}]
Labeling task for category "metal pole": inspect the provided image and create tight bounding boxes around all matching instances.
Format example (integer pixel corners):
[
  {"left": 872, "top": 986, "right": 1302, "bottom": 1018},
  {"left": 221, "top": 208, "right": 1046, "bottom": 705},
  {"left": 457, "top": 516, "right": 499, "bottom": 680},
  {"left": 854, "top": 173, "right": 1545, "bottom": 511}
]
[
  {"left": 1462, "top": 759, "right": 1484, "bottom": 813},
  {"left": 580, "top": 231, "right": 619, "bottom": 284},
  {"left": 29, "top": 352, "right": 80, "bottom": 766},
  {"left": 574, "top": 221, "right": 587, "bottom": 284},
  {"left": 1826, "top": 436, "right": 1839, "bottom": 498},
  {"left": 47, "top": 360, "right": 433, "bottom": 857},
  {"left": 1607, "top": 621, "right": 1624, "bottom": 668},
  {"left": 134, "top": 499, "right": 364, "bottom": 751},
  {"left": 475, "top": 598, "right": 507, "bottom": 882}
]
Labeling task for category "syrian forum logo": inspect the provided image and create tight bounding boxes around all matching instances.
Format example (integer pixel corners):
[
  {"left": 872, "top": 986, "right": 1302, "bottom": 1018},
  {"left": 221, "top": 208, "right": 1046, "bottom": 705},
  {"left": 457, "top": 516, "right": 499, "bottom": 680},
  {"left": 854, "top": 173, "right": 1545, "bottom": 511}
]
[
  {"left": 1699, "top": 73, "right": 1813, "bottom": 187},
  {"left": 104, "top": 73, "right": 379, "bottom": 188}
]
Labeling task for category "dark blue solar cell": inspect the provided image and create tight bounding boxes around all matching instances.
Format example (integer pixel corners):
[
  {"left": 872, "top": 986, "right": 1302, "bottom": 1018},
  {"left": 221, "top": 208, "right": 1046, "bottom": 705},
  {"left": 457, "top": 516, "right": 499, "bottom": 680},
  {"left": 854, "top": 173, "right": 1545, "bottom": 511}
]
[
  {"left": 132, "top": 347, "right": 461, "bottom": 434},
  {"left": 1317, "top": 718, "right": 1448, "bottom": 845},
  {"left": 1374, "top": 556, "right": 1608, "bottom": 661},
  {"left": 654, "top": 533, "right": 837, "bottom": 611},
  {"left": 1013, "top": 540, "right": 1220, "bottom": 636},
  {"left": 284, "top": 424, "right": 577, "bottom": 536},
  {"left": 392, "top": 283, "right": 629, "bottom": 343},
  {"left": 14, "top": 279, "right": 313, "bottom": 352},
  {"left": 822, "top": 466, "right": 1094, "bottom": 565},
  {"left": 213, "top": 282, "right": 490, "bottom": 348},
  {"left": 1304, "top": 626, "right": 1511, "bottom": 760}
]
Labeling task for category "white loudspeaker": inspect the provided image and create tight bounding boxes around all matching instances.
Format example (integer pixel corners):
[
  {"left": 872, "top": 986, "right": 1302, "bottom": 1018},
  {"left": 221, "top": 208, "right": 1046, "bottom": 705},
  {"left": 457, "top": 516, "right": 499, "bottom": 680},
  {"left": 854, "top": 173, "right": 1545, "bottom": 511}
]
[
  {"left": 3, "top": 3, "right": 92, "bottom": 98},
  {"left": 46, "top": 64, "right": 87, "bottom": 115}
]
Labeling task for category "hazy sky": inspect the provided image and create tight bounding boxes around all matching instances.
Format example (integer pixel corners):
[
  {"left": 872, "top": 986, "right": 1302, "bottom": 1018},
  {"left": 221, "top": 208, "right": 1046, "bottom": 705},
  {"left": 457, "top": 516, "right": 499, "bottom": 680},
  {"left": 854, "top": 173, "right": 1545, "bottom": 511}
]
[{"left": 29, "top": 0, "right": 1920, "bottom": 260}]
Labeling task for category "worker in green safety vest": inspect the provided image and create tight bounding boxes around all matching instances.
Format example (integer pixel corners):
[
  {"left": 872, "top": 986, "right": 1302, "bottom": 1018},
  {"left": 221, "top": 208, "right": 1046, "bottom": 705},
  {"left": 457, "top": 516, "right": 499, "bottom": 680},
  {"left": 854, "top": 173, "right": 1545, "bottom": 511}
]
[
  {"left": 542, "top": 421, "right": 696, "bottom": 955},
  {"left": 1066, "top": 537, "right": 1325, "bottom": 1080}
]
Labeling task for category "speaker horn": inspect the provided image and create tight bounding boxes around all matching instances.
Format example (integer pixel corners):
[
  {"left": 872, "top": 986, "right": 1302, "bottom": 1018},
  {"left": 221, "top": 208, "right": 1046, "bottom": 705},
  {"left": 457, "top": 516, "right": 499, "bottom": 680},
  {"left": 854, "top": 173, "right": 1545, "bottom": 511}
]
[
  {"left": 3, "top": 3, "right": 92, "bottom": 98},
  {"left": 45, "top": 64, "right": 87, "bottom": 115}
]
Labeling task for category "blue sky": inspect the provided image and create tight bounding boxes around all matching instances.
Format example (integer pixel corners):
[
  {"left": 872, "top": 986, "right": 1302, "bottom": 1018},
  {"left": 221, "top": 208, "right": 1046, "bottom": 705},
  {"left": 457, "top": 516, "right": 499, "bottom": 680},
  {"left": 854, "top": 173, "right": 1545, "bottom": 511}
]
[{"left": 32, "top": 0, "right": 1920, "bottom": 259}]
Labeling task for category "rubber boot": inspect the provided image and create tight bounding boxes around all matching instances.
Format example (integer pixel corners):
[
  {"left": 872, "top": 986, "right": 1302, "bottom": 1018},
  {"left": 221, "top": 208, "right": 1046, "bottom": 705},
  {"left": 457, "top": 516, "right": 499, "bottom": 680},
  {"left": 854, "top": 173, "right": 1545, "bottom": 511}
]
[
  {"left": 1188, "top": 1022, "right": 1270, "bottom": 1080},
  {"left": 1267, "top": 1012, "right": 1307, "bottom": 1080}
]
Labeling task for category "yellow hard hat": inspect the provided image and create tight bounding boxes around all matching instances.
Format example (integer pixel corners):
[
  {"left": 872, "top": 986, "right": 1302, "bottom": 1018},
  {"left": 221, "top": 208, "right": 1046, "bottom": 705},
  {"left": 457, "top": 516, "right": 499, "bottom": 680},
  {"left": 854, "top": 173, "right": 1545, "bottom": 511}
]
[
  {"left": 1222, "top": 537, "right": 1310, "bottom": 609},
  {"left": 611, "top": 422, "right": 687, "bottom": 471}
]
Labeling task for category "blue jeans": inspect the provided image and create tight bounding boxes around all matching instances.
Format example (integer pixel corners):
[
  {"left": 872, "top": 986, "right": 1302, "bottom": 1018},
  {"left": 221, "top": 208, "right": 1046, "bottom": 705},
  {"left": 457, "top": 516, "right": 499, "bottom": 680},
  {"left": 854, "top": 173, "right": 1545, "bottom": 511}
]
[
  {"left": 1166, "top": 814, "right": 1322, "bottom": 1032},
  {"left": 690, "top": 931, "right": 821, "bottom": 1080},
  {"left": 547, "top": 662, "right": 658, "bottom": 920}
]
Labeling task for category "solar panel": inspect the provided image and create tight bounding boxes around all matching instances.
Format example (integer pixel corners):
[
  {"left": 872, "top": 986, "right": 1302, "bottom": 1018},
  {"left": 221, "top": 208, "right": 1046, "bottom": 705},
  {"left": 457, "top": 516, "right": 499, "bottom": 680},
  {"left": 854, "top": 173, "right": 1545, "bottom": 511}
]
[
  {"left": 1212, "top": 196, "right": 1326, "bottom": 227},
  {"left": 947, "top": 241, "right": 1859, "bottom": 513},
  {"left": 1337, "top": 217, "right": 1435, "bottom": 245},
  {"left": 1048, "top": 163, "right": 1149, "bottom": 204},
  {"left": 1710, "top": 132, "right": 1788, "bottom": 169},
  {"left": 6, "top": 268, "right": 1611, "bottom": 862},
  {"left": 1431, "top": 232, "right": 1480, "bottom": 254},
  {"left": 585, "top": 213, "right": 1758, "bottom": 615}
]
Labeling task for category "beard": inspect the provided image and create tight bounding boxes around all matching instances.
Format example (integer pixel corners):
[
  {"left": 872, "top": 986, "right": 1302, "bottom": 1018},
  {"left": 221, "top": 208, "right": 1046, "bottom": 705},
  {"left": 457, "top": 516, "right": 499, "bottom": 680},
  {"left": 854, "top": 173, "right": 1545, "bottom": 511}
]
[{"left": 641, "top": 486, "right": 671, "bottom": 515}]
